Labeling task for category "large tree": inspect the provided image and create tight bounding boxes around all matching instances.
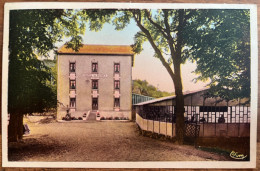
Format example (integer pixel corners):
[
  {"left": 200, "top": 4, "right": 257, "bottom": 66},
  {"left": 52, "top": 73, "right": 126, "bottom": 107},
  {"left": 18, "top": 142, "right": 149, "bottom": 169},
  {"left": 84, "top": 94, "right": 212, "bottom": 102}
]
[
  {"left": 185, "top": 10, "right": 250, "bottom": 102},
  {"left": 8, "top": 9, "right": 117, "bottom": 142},
  {"left": 111, "top": 9, "right": 250, "bottom": 144},
  {"left": 8, "top": 9, "right": 87, "bottom": 142}
]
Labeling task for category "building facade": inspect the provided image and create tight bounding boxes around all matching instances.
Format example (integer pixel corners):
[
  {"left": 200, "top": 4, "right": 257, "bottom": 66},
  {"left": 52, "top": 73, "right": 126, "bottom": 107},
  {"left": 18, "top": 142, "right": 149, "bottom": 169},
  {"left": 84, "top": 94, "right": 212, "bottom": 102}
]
[{"left": 57, "top": 44, "right": 134, "bottom": 120}]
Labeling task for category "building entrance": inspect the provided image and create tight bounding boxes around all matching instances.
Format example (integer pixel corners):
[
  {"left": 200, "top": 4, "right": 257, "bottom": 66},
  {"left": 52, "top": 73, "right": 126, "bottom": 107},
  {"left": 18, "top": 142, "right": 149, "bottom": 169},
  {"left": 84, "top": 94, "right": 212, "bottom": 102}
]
[{"left": 92, "top": 98, "right": 98, "bottom": 110}]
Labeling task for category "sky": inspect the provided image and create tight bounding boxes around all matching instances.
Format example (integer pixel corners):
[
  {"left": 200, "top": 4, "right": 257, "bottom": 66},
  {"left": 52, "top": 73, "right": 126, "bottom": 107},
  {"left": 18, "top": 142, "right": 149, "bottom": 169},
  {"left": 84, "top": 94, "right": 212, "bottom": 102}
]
[{"left": 55, "top": 20, "right": 208, "bottom": 93}]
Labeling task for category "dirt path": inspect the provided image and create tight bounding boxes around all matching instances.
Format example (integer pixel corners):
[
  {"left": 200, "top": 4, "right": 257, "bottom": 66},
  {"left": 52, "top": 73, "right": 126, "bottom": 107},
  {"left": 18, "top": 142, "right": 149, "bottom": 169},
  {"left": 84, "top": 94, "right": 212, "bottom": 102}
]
[{"left": 9, "top": 121, "right": 230, "bottom": 161}]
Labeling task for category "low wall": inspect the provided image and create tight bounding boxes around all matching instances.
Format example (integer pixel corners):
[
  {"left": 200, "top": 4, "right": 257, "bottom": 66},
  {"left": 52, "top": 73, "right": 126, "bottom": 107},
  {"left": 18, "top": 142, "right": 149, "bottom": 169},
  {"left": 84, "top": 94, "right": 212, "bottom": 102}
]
[
  {"left": 136, "top": 113, "right": 175, "bottom": 137},
  {"left": 136, "top": 113, "right": 250, "bottom": 138},
  {"left": 57, "top": 110, "right": 131, "bottom": 120}
]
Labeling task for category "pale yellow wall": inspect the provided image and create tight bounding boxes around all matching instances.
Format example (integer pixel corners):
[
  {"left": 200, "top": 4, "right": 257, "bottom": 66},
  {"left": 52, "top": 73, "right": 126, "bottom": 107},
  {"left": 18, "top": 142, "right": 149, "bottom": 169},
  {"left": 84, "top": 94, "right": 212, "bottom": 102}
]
[{"left": 136, "top": 113, "right": 249, "bottom": 138}]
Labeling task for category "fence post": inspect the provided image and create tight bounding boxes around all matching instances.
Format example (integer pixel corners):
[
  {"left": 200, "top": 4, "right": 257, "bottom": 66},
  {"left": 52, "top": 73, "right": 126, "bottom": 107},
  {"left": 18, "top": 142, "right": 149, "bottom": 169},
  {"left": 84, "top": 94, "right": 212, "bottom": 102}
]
[
  {"left": 153, "top": 111, "right": 154, "bottom": 133},
  {"left": 159, "top": 114, "right": 160, "bottom": 135},
  {"left": 172, "top": 109, "right": 174, "bottom": 137}
]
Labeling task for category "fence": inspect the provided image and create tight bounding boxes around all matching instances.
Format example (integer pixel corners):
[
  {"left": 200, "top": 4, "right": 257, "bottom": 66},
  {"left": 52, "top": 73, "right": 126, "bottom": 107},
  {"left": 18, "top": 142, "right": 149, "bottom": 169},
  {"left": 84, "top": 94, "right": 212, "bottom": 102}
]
[
  {"left": 136, "top": 105, "right": 250, "bottom": 123},
  {"left": 135, "top": 105, "right": 250, "bottom": 138}
]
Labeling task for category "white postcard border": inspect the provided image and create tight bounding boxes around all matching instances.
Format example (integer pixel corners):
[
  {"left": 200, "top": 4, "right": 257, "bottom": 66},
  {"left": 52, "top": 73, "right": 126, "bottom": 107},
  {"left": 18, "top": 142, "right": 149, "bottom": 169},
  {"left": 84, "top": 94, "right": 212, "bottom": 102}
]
[{"left": 2, "top": 2, "right": 258, "bottom": 169}]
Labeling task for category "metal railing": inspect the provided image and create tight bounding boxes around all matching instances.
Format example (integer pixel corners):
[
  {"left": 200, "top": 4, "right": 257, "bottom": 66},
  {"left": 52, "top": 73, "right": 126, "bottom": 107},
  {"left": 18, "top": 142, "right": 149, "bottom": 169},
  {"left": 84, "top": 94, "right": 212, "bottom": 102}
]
[{"left": 132, "top": 94, "right": 155, "bottom": 105}]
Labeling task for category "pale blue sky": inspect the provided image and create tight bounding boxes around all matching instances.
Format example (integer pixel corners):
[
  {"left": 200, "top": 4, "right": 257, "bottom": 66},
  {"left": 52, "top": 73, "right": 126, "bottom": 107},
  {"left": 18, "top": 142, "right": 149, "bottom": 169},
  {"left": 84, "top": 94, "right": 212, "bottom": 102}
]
[{"left": 55, "top": 20, "right": 207, "bottom": 92}]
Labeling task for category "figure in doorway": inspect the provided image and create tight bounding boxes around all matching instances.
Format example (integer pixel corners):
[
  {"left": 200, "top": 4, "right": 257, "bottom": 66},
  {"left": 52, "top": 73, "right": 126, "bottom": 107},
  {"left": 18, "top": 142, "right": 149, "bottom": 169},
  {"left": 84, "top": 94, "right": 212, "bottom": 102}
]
[{"left": 218, "top": 114, "right": 225, "bottom": 123}]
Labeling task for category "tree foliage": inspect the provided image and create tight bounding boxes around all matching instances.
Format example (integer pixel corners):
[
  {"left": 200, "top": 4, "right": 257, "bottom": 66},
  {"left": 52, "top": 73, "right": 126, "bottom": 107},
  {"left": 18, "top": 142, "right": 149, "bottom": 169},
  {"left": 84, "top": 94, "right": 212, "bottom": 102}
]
[
  {"left": 184, "top": 10, "right": 250, "bottom": 101},
  {"left": 109, "top": 9, "right": 250, "bottom": 143},
  {"left": 8, "top": 9, "right": 117, "bottom": 142},
  {"left": 8, "top": 9, "right": 87, "bottom": 141},
  {"left": 133, "top": 79, "right": 174, "bottom": 98}
]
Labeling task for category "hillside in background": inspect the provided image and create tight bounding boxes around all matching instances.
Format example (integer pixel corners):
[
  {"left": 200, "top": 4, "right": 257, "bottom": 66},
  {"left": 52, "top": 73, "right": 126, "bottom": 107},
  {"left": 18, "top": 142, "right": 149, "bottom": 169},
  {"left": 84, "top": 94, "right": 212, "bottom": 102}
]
[{"left": 133, "top": 79, "right": 174, "bottom": 98}]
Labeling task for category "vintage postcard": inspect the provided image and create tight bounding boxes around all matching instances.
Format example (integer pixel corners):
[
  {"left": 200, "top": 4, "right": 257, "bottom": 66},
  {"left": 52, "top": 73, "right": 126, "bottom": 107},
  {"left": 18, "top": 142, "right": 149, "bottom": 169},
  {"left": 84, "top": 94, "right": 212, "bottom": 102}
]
[{"left": 2, "top": 2, "right": 258, "bottom": 169}]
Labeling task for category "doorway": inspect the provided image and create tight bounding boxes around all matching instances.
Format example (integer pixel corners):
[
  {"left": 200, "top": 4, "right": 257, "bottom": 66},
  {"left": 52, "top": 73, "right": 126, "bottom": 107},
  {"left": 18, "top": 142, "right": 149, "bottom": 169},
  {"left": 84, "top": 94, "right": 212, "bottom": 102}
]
[{"left": 92, "top": 98, "right": 98, "bottom": 110}]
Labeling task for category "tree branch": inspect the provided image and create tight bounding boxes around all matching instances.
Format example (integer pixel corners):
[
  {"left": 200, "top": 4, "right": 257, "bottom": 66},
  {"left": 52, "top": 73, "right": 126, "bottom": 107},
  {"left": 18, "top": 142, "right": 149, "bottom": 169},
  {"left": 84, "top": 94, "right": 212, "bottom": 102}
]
[
  {"left": 162, "top": 9, "right": 176, "bottom": 60},
  {"left": 144, "top": 10, "right": 168, "bottom": 39},
  {"left": 132, "top": 10, "right": 175, "bottom": 80},
  {"left": 136, "top": 32, "right": 147, "bottom": 38}
]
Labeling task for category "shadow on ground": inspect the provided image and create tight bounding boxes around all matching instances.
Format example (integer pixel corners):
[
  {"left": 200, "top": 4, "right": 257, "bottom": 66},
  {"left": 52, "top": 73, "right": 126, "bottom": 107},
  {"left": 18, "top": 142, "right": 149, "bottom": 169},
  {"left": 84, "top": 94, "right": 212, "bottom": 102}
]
[{"left": 8, "top": 135, "right": 66, "bottom": 161}]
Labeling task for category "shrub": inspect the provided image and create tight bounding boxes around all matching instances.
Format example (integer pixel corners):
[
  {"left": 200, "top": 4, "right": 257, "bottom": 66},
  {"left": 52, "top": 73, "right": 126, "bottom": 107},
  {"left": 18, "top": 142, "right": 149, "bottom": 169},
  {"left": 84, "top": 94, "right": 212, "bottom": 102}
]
[
  {"left": 62, "top": 117, "right": 65, "bottom": 120},
  {"left": 121, "top": 117, "right": 128, "bottom": 120},
  {"left": 114, "top": 116, "right": 119, "bottom": 120},
  {"left": 78, "top": 117, "right": 83, "bottom": 120},
  {"left": 100, "top": 117, "right": 105, "bottom": 120},
  {"left": 108, "top": 116, "right": 113, "bottom": 120}
]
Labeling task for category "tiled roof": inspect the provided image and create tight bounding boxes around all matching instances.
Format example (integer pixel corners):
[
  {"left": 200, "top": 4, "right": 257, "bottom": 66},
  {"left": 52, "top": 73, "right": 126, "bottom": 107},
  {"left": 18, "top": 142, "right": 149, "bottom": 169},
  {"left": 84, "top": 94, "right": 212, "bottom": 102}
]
[{"left": 58, "top": 44, "right": 134, "bottom": 56}]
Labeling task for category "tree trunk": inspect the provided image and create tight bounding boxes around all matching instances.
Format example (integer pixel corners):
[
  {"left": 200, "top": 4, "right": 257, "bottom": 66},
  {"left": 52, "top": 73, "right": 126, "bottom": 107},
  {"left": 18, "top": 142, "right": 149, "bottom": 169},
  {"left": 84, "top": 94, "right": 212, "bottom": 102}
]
[
  {"left": 173, "top": 9, "right": 185, "bottom": 145},
  {"left": 173, "top": 75, "right": 185, "bottom": 145},
  {"left": 8, "top": 113, "right": 23, "bottom": 142}
]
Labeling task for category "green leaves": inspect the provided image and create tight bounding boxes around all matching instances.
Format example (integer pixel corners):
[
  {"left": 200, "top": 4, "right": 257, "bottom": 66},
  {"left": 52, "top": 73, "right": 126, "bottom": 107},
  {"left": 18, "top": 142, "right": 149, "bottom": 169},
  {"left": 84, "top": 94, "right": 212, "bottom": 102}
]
[
  {"left": 8, "top": 9, "right": 86, "bottom": 114},
  {"left": 126, "top": 9, "right": 250, "bottom": 101},
  {"left": 133, "top": 79, "right": 174, "bottom": 98},
  {"left": 186, "top": 9, "right": 250, "bottom": 101},
  {"left": 65, "top": 35, "right": 83, "bottom": 52},
  {"left": 83, "top": 9, "right": 116, "bottom": 31},
  {"left": 112, "top": 11, "right": 132, "bottom": 30}
]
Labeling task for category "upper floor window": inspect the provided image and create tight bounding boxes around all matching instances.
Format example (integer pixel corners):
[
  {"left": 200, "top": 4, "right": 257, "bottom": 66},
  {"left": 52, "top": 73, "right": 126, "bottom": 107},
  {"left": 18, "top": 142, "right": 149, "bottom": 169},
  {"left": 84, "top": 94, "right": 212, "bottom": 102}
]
[
  {"left": 70, "top": 62, "right": 75, "bottom": 72},
  {"left": 92, "top": 62, "right": 98, "bottom": 73},
  {"left": 114, "top": 80, "right": 120, "bottom": 90},
  {"left": 114, "top": 63, "right": 120, "bottom": 73},
  {"left": 70, "top": 80, "right": 76, "bottom": 89},
  {"left": 92, "top": 80, "right": 98, "bottom": 89}
]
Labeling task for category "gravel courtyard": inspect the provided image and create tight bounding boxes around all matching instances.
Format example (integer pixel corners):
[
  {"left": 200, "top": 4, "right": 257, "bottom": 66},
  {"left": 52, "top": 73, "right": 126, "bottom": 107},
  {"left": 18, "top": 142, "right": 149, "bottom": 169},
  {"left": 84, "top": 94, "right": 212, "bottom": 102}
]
[{"left": 8, "top": 120, "right": 230, "bottom": 161}]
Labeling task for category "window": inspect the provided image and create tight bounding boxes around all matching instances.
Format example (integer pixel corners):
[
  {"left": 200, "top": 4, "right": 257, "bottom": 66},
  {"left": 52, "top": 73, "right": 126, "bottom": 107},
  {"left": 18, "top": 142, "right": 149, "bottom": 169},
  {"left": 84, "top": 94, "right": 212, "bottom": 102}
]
[
  {"left": 114, "top": 63, "right": 120, "bottom": 73},
  {"left": 199, "top": 106, "right": 228, "bottom": 112},
  {"left": 70, "top": 80, "right": 76, "bottom": 89},
  {"left": 92, "top": 80, "right": 98, "bottom": 89},
  {"left": 92, "top": 62, "right": 98, "bottom": 73},
  {"left": 114, "top": 80, "right": 120, "bottom": 89},
  {"left": 70, "top": 62, "right": 75, "bottom": 72},
  {"left": 114, "top": 98, "right": 120, "bottom": 107},
  {"left": 70, "top": 98, "right": 76, "bottom": 108}
]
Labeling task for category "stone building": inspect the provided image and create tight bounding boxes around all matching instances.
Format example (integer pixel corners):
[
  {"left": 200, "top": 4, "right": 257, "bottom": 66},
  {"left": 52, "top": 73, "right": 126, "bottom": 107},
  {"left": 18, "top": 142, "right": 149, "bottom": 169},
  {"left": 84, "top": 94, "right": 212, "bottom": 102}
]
[{"left": 57, "top": 44, "right": 134, "bottom": 120}]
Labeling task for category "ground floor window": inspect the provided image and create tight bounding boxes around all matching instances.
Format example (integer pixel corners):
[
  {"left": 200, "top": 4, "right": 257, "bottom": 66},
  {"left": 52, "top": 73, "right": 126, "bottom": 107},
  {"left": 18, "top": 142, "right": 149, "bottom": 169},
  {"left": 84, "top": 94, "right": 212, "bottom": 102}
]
[
  {"left": 70, "top": 98, "right": 76, "bottom": 108},
  {"left": 114, "top": 98, "right": 120, "bottom": 107}
]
